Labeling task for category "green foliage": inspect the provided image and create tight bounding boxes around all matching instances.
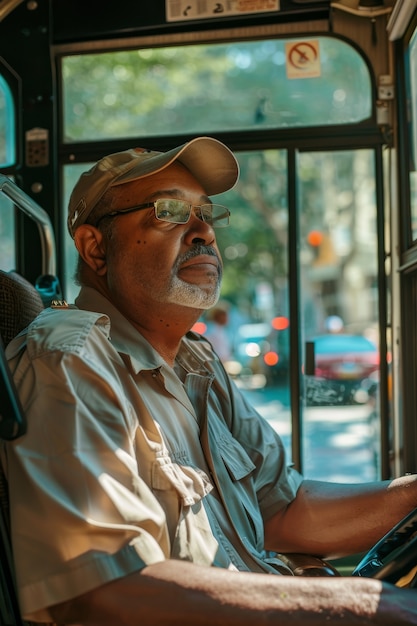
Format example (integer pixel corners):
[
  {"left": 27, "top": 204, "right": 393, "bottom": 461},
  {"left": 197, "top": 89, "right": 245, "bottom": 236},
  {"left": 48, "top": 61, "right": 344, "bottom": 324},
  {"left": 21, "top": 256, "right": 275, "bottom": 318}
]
[
  {"left": 62, "top": 37, "right": 371, "bottom": 141},
  {"left": 214, "top": 150, "right": 289, "bottom": 312}
]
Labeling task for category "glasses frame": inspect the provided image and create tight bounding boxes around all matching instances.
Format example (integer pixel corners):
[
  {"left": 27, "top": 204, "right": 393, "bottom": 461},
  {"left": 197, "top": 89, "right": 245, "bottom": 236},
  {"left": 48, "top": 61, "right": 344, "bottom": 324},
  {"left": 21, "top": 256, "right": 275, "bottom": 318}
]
[{"left": 95, "top": 198, "right": 230, "bottom": 228}]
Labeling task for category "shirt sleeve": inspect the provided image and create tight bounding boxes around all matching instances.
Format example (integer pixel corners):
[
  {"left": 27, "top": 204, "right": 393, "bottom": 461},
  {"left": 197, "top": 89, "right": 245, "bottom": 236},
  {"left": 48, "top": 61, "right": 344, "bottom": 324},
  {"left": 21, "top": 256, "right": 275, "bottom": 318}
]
[{"left": 4, "top": 311, "right": 169, "bottom": 620}]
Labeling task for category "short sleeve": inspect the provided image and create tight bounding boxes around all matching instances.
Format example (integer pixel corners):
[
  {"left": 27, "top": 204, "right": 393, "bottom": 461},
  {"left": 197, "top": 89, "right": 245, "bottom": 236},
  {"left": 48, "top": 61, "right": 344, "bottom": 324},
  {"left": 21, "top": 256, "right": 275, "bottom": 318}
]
[{"left": 4, "top": 310, "right": 170, "bottom": 620}]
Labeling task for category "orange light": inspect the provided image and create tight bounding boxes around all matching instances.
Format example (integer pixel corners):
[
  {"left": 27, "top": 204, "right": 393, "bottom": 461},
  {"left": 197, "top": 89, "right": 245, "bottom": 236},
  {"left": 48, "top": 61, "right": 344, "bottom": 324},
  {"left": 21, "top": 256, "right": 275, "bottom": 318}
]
[
  {"left": 192, "top": 321, "right": 207, "bottom": 334},
  {"left": 271, "top": 316, "right": 289, "bottom": 331},
  {"left": 307, "top": 230, "right": 323, "bottom": 247},
  {"left": 264, "top": 351, "right": 279, "bottom": 366}
]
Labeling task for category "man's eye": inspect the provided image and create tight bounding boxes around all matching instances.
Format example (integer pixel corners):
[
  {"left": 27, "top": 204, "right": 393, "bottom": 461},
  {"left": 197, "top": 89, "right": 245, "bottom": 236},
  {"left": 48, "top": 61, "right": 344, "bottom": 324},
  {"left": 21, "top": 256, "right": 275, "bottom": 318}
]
[
  {"left": 157, "top": 200, "right": 184, "bottom": 219},
  {"left": 158, "top": 208, "right": 174, "bottom": 218}
]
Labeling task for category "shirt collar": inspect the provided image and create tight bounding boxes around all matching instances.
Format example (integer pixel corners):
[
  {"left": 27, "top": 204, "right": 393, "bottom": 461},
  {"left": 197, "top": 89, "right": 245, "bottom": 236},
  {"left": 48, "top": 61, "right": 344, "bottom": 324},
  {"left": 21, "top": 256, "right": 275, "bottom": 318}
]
[
  {"left": 74, "top": 286, "right": 213, "bottom": 380},
  {"left": 75, "top": 286, "right": 165, "bottom": 374}
]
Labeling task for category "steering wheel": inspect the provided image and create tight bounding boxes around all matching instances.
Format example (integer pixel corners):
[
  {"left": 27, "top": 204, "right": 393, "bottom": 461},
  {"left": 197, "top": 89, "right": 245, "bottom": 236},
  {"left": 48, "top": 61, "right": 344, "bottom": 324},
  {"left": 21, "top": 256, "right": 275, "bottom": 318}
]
[{"left": 351, "top": 507, "right": 417, "bottom": 588}]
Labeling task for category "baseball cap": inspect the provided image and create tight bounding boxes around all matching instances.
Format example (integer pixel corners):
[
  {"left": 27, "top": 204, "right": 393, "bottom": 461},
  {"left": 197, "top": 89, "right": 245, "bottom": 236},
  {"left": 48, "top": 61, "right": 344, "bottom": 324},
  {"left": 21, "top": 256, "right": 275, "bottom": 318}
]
[{"left": 67, "top": 136, "right": 239, "bottom": 237}]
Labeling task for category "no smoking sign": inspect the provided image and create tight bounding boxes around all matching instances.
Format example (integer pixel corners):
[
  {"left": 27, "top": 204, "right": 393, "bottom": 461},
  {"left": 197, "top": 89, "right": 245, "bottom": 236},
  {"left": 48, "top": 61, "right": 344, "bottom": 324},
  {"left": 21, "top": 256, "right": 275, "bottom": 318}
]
[{"left": 285, "top": 40, "right": 321, "bottom": 79}]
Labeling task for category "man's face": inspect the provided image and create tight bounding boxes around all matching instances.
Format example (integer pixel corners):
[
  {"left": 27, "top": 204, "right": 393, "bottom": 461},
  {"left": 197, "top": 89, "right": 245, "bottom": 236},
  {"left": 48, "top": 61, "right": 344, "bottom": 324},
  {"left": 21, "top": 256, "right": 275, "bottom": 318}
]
[{"left": 101, "top": 162, "right": 224, "bottom": 318}]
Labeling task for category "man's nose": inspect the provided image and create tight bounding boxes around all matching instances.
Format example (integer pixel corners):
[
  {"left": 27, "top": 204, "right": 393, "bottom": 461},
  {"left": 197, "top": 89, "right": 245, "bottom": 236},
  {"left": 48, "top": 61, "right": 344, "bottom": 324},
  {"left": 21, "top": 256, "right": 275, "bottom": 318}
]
[{"left": 184, "top": 210, "right": 216, "bottom": 245}]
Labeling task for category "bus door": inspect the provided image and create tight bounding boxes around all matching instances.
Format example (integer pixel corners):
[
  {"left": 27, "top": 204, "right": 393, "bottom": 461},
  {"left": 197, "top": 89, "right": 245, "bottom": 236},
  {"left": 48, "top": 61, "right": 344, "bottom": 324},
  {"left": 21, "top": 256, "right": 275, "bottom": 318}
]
[{"left": 57, "top": 33, "right": 389, "bottom": 482}]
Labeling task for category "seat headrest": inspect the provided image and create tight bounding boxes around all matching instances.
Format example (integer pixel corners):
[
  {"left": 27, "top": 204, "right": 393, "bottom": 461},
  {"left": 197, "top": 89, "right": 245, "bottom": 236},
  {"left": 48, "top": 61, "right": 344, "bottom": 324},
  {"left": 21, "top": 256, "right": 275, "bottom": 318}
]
[{"left": 0, "top": 271, "right": 44, "bottom": 347}]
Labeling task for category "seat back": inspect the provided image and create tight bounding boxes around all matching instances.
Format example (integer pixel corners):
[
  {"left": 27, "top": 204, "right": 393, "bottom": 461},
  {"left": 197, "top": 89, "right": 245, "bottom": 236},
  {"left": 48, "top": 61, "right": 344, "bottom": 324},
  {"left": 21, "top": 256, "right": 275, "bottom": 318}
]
[
  {"left": 0, "top": 275, "right": 58, "bottom": 624},
  {"left": 0, "top": 271, "right": 44, "bottom": 350},
  {"left": 0, "top": 176, "right": 58, "bottom": 625},
  {"left": 0, "top": 272, "right": 46, "bottom": 626}
]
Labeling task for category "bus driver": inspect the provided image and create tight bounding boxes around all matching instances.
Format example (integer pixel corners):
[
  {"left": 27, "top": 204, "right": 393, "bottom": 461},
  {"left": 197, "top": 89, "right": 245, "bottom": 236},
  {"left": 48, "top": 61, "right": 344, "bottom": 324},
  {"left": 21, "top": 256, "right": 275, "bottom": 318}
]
[{"left": 2, "top": 136, "right": 417, "bottom": 625}]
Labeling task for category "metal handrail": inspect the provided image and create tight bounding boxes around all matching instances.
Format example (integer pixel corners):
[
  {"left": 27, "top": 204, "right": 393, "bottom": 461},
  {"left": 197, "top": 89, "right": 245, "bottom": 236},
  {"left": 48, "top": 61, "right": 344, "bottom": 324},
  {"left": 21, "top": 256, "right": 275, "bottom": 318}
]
[{"left": 0, "top": 174, "right": 56, "bottom": 276}]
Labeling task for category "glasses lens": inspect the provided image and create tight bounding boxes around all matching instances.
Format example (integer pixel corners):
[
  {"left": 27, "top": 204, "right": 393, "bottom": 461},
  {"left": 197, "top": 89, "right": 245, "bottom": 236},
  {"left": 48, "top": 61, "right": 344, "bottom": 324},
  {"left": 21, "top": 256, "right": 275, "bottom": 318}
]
[
  {"left": 155, "top": 199, "right": 190, "bottom": 223},
  {"left": 209, "top": 204, "right": 230, "bottom": 228},
  {"left": 154, "top": 199, "right": 230, "bottom": 227}
]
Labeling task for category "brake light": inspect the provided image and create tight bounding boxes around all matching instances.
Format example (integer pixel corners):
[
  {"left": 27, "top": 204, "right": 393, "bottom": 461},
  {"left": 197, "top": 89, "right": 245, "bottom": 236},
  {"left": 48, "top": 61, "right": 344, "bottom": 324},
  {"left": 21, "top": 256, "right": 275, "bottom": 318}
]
[
  {"left": 264, "top": 351, "right": 279, "bottom": 366},
  {"left": 271, "top": 316, "right": 289, "bottom": 331}
]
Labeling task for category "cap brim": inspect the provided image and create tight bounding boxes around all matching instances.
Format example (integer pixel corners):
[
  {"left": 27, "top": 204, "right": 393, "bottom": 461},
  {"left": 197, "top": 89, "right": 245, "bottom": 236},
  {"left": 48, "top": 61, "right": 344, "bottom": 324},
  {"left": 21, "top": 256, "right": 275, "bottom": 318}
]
[{"left": 114, "top": 136, "right": 239, "bottom": 196}]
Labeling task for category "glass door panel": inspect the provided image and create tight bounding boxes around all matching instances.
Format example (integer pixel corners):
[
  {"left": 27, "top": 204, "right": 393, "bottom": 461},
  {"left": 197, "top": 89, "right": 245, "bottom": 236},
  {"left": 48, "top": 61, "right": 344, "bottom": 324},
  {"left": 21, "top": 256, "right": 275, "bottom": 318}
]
[{"left": 298, "top": 149, "right": 380, "bottom": 482}]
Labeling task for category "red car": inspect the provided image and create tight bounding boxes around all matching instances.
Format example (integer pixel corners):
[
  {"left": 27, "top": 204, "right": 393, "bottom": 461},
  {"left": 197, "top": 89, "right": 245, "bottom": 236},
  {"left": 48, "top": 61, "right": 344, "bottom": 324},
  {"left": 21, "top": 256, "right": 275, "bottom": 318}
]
[{"left": 306, "top": 334, "right": 379, "bottom": 405}]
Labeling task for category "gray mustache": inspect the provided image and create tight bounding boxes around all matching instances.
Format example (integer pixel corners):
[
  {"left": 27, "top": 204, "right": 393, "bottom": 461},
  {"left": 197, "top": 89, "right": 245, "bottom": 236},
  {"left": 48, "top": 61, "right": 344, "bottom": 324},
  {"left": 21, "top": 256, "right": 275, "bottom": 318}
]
[
  {"left": 179, "top": 245, "right": 220, "bottom": 264},
  {"left": 175, "top": 245, "right": 222, "bottom": 279}
]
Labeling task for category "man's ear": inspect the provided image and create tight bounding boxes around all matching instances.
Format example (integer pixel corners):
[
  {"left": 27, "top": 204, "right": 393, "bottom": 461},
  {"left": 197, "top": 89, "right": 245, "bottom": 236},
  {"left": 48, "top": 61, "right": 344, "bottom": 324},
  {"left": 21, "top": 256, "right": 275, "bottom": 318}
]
[{"left": 74, "top": 225, "right": 108, "bottom": 276}]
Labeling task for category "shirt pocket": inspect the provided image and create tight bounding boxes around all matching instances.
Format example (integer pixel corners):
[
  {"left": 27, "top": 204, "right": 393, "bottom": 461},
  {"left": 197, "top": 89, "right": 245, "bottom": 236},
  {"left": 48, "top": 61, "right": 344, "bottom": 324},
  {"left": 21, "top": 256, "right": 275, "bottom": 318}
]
[
  {"left": 216, "top": 434, "right": 256, "bottom": 481},
  {"left": 216, "top": 435, "right": 264, "bottom": 551}
]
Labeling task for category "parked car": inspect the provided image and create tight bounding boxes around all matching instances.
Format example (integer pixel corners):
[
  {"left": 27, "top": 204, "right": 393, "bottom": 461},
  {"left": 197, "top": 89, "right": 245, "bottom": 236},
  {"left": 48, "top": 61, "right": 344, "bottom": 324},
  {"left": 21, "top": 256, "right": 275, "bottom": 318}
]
[{"left": 305, "top": 333, "right": 379, "bottom": 406}]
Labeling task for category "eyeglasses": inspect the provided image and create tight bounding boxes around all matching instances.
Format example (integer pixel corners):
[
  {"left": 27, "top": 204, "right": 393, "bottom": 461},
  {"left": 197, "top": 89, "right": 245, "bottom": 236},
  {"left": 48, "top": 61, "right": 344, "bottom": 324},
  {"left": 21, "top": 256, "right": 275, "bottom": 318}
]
[{"left": 96, "top": 198, "right": 231, "bottom": 228}]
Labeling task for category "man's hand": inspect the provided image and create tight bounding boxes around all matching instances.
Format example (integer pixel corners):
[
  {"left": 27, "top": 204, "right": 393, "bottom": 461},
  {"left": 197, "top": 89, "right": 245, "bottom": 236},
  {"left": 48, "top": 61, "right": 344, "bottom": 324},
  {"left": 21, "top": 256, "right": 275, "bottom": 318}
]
[{"left": 264, "top": 476, "right": 417, "bottom": 559}]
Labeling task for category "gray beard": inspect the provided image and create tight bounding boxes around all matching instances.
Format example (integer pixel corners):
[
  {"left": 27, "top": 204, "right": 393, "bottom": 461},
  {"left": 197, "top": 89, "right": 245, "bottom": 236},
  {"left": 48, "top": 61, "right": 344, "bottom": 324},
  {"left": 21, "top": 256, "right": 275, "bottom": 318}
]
[
  {"left": 166, "top": 244, "right": 222, "bottom": 309},
  {"left": 166, "top": 275, "right": 221, "bottom": 309}
]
